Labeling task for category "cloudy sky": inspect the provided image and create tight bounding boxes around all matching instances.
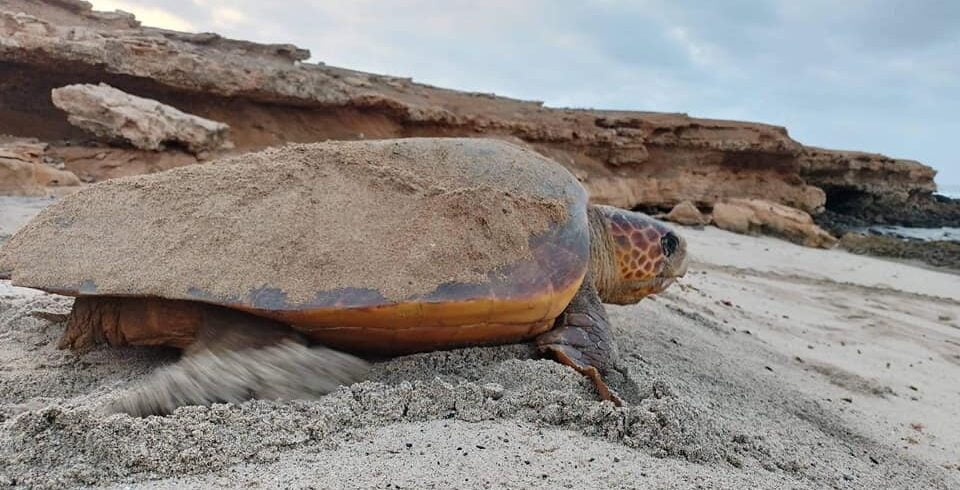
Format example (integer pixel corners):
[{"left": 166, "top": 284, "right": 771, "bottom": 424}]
[{"left": 90, "top": 0, "right": 960, "bottom": 190}]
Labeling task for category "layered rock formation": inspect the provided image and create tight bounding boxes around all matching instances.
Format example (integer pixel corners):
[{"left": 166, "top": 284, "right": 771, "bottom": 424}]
[
  {"left": 799, "top": 147, "right": 936, "bottom": 199},
  {"left": 0, "top": 0, "right": 952, "bottom": 257},
  {"left": 799, "top": 147, "right": 957, "bottom": 227},
  {"left": 0, "top": 0, "right": 825, "bottom": 214}
]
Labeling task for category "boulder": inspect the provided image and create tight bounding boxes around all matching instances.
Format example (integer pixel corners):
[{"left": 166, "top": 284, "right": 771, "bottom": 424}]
[
  {"left": 665, "top": 201, "right": 708, "bottom": 226},
  {"left": 49, "top": 146, "right": 199, "bottom": 183},
  {"left": 0, "top": 139, "right": 81, "bottom": 195},
  {"left": 712, "top": 199, "right": 837, "bottom": 249},
  {"left": 50, "top": 83, "right": 232, "bottom": 153}
]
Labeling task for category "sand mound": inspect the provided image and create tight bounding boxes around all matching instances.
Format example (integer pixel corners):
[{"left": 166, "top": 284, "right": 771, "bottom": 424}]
[{"left": 1, "top": 280, "right": 953, "bottom": 488}]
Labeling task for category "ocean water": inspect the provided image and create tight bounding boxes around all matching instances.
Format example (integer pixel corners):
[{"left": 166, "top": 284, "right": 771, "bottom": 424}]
[
  {"left": 937, "top": 185, "right": 960, "bottom": 199},
  {"left": 856, "top": 187, "right": 959, "bottom": 242}
]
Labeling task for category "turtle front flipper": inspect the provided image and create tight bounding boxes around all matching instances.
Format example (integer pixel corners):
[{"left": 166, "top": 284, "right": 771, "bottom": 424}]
[
  {"left": 536, "top": 277, "right": 626, "bottom": 406},
  {"left": 103, "top": 304, "right": 370, "bottom": 417}
]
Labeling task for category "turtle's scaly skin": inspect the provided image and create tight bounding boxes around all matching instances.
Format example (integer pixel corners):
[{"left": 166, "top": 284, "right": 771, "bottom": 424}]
[
  {"left": 606, "top": 206, "right": 684, "bottom": 299},
  {"left": 612, "top": 218, "right": 667, "bottom": 280}
]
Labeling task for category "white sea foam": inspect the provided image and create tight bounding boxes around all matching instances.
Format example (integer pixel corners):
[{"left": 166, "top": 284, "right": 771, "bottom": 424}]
[{"left": 861, "top": 225, "right": 960, "bottom": 242}]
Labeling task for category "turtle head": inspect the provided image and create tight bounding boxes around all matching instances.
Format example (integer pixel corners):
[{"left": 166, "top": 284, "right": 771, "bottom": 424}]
[{"left": 588, "top": 205, "right": 688, "bottom": 305}]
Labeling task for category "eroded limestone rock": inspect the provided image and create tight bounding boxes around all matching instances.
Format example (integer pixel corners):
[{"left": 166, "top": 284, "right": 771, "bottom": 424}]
[
  {"left": 51, "top": 83, "right": 231, "bottom": 153},
  {"left": 0, "top": 138, "right": 81, "bottom": 195},
  {"left": 665, "top": 201, "right": 708, "bottom": 226},
  {"left": 712, "top": 199, "right": 837, "bottom": 249}
]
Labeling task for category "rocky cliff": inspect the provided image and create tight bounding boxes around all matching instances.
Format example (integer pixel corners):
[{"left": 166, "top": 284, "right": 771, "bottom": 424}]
[
  {"left": 1, "top": 0, "right": 826, "bottom": 213},
  {"left": 0, "top": 0, "right": 951, "bottom": 230},
  {"left": 799, "top": 147, "right": 936, "bottom": 199},
  {"left": 799, "top": 147, "right": 958, "bottom": 227}
]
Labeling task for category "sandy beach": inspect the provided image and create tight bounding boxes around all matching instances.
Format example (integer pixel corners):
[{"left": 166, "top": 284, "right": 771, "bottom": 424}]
[
  {"left": 2, "top": 1, "right": 959, "bottom": 487},
  {"left": 1, "top": 198, "right": 958, "bottom": 488}
]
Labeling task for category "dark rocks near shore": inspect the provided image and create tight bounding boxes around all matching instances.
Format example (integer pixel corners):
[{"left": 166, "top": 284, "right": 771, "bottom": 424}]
[
  {"left": 839, "top": 233, "right": 960, "bottom": 271},
  {"left": 820, "top": 189, "right": 960, "bottom": 228},
  {"left": 814, "top": 195, "right": 960, "bottom": 271},
  {"left": 799, "top": 146, "right": 960, "bottom": 269}
]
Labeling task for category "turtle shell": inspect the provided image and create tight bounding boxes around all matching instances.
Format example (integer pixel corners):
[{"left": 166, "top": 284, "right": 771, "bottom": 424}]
[{"left": 0, "top": 138, "right": 589, "bottom": 353}]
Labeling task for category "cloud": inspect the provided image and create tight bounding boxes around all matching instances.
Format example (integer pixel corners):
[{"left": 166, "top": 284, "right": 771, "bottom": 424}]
[
  {"left": 86, "top": 0, "right": 959, "bottom": 186},
  {"left": 91, "top": 0, "right": 195, "bottom": 31}
]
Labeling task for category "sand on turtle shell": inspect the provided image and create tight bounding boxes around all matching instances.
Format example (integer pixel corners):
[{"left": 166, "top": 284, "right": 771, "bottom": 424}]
[{"left": 0, "top": 138, "right": 574, "bottom": 304}]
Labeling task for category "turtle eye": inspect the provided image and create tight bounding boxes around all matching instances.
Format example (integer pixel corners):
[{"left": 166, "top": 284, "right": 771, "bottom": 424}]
[{"left": 661, "top": 232, "right": 680, "bottom": 257}]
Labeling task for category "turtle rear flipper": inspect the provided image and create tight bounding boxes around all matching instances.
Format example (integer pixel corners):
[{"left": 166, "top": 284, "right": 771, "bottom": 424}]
[{"left": 103, "top": 305, "right": 370, "bottom": 417}]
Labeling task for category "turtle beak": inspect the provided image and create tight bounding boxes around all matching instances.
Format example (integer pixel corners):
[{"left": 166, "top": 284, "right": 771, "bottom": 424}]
[
  {"left": 652, "top": 251, "right": 687, "bottom": 295},
  {"left": 650, "top": 276, "right": 677, "bottom": 295},
  {"left": 673, "top": 255, "right": 689, "bottom": 278}
]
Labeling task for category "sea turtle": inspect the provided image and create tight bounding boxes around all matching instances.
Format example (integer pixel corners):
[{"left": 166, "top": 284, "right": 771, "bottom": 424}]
[{"left": 0, "top": 138, "right": 687, "bottom": 416}]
